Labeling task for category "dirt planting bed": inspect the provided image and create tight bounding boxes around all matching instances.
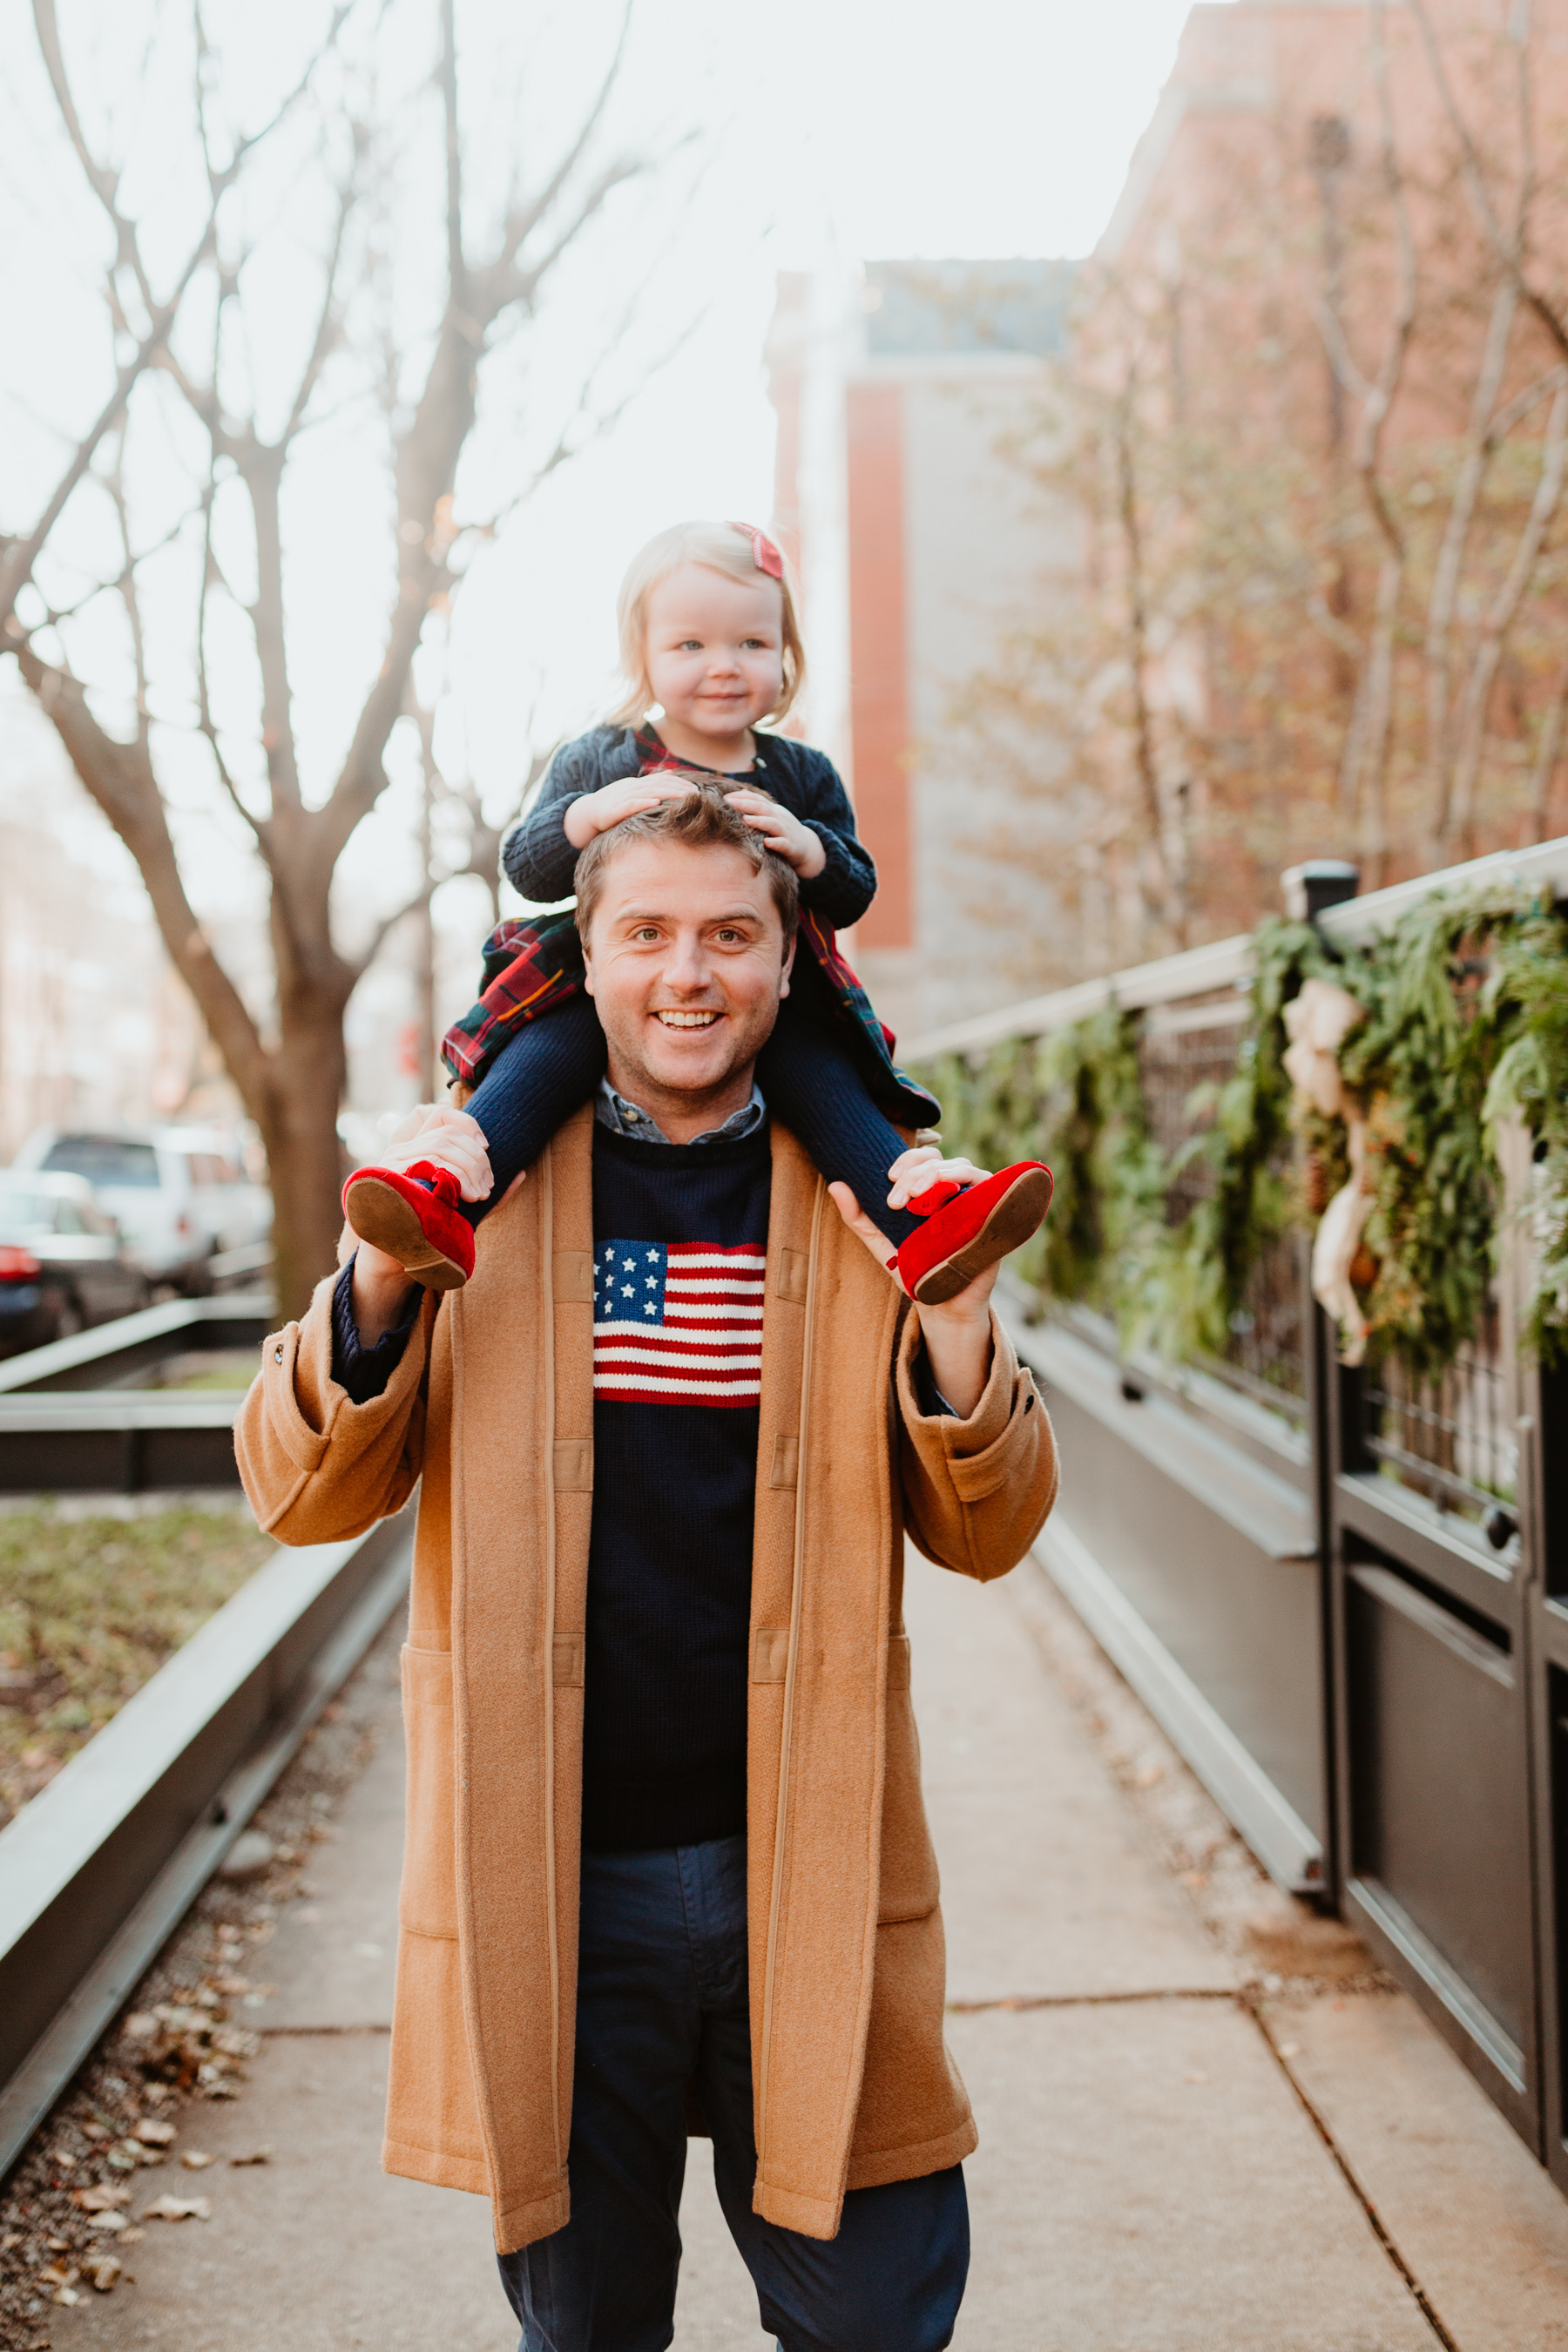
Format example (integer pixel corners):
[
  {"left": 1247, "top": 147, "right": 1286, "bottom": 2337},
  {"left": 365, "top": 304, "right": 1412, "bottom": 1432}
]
[{"left": 0, "top": 1500, "right": 274, "bottom": 1831}]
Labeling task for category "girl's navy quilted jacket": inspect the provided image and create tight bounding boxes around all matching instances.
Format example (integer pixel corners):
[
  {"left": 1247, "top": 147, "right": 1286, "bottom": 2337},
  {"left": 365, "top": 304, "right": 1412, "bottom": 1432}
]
[{"left": 500, "top": 725, "right": 876, "bottom": 930}]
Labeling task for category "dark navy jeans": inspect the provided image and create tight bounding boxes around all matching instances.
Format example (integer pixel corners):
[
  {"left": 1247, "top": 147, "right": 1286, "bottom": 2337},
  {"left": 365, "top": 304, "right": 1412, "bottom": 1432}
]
[{"left": 497, "top": 1835, "right": 969, "bottom": 2352}]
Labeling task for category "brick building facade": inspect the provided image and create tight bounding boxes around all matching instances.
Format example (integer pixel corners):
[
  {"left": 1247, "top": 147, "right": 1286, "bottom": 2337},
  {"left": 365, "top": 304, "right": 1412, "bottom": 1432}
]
[{"left": 766, "top": 260, "right": 1080, "bottom": 1049}]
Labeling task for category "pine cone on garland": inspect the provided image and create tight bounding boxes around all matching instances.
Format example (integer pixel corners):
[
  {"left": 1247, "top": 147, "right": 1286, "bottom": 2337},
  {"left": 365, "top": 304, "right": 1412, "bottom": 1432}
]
[
  {"left": 1348, "top": 1244, "right": 1379, "bottom": 1294},
  {"left": 1302, "top": 1150, "right": 1331, "bottom": 1217}
]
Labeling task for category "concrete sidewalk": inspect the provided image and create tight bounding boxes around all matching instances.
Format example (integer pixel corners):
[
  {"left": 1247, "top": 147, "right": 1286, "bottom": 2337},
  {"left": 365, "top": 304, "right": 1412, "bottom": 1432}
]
[{"left": 51, "top": 1551, "right": 1568, "bottom": 2350}]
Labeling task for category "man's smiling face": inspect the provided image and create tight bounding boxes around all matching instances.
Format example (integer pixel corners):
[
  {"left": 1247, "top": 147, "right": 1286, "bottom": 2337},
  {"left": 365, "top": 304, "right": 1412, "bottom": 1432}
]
[{"left": 580, "top": 838, "right": 794, "bottom": 1134}]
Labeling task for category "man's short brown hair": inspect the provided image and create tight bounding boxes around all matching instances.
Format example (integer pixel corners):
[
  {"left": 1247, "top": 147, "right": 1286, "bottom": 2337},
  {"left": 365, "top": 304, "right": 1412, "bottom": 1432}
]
[{"left": 572, "top": 774, "right": 800, "bottom": 951}]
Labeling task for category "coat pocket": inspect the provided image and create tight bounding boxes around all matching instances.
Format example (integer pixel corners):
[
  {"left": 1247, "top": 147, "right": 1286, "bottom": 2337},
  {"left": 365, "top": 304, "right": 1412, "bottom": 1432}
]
[
  {"left": 878, "top": 1633, "right": 941, "bottom": 1924},
  {"left": 400, "top": 1645, "right": 458, "bottom": 1941}
]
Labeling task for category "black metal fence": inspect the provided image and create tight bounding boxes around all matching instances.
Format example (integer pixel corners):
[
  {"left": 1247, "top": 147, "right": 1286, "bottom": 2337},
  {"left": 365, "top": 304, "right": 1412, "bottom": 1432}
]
[{"left": 907, "top": 835, "right": 1568, "bottom": 2197}]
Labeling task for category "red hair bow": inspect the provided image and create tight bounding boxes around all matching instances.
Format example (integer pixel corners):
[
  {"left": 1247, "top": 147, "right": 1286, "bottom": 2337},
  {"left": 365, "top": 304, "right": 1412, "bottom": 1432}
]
[{"left": 729, "top": 520, "right": 783, "bottom": 581}]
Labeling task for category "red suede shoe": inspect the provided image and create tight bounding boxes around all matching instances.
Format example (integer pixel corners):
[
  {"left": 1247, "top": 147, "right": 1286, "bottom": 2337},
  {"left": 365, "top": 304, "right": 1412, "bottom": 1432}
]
[
  {"left": 889, "top": 1160, "right": 1053, "bottom": 1305},
  {"left": 341, "top": 1160, "right": 475, "bottom": 1290}
]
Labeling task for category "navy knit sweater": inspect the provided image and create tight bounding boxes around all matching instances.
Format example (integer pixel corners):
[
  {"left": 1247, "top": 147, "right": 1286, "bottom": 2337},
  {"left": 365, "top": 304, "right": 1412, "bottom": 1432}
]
[
  {"left": 581, "top": 1120, "right": 770, "bottom": 1849},
  {"left": 331, "top": 1119, "right": 770, "bottom": 1853}
]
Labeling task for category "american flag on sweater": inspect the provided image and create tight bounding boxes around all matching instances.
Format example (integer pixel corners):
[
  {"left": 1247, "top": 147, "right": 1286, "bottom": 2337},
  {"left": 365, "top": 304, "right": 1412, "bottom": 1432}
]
[{"left": 593, "top": 1238, "right": 766, "bottom": 1408}]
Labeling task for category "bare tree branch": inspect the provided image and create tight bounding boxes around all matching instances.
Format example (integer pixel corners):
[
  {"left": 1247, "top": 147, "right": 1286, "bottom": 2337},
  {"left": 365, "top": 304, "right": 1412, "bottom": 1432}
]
[
  {"left": 1443, "top": 379, "right": 1568, "bottom": 851},
  {"left": 104, "top": 441, "right": 151, "bottom": 754},
  {"left": 30, "top": 0, "right": 153, "bottom": 308},
  {"left": 1408, "top": 0, "right": 1568, "bottom": 363},
  {"left": 280, "top": 177, "right": 355, "bottom": 447},
  {"left": 0, "top": 253, "right": 213, "bottom": 639},
  {"left": 458, "top": 281, "right": 715, "bottom": 541},
  {"left": 1528, "top": 655, "right": 1568, "bottom": 841},
  {"left": 195, "top": 483, "right": 264, "bottom": 841},
  {"left": 315, "top": 3, "right": 642, "bottom": 869},
  {"left": 15, "top": 644, "right": 268, "bottom": 1096},
  {"left": 1423, "top": 279, "right": 1517, "bottom": 800},
  {"left": 438, "top": 0, "right": 464, "bottom": 299},
  {"left": 1111, "top": 391, "right": 1185, "bottom": 945},
  {"left": 1330, "top": 0, "right": 1418, "bottom": 879},
  {"left": 1420, "top": 3, "right": 1554, "bottom": 843},
  {"left": 352, "top": 876, "right": 436, "bottom": 980},
  {"left": 485, "top": 0, "right": 632, "bottom": 293},
  {"left": 0, "top": 0, "right": 355, "bottom": 639},
  {"left": 13, "top": 0, "right": 686, "bottom": 1315},
  {"left": 1306, "top": 590, "right": 1362, "bottom": 661},
  {"left": 32, "top": 491, "right": 204, "bottom": 630},
  {"left": 510, "top": 153, "right": 647, "bottom": 309},
  {"left": 1308, "top": 292, "right": 1374, "bottom": 408}
]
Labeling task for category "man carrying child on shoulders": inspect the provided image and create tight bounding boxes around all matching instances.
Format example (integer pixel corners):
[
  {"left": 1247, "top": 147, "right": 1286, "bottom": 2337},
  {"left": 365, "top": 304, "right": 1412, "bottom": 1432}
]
[{"left": 237, "top": 781, "right": 1058, "bottom": 2352}]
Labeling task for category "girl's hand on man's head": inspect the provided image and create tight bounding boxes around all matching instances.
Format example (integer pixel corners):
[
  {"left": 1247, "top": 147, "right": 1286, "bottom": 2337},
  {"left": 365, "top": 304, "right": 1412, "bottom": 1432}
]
[
  {"left": 722, "top": 787, "right": 828, "bottom": 880},
  {"left": 563, "top": 775, "right": 698, "bottom": 849}
]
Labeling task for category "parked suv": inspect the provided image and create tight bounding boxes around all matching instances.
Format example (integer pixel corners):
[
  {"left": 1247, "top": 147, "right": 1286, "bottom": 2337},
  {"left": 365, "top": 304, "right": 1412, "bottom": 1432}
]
[
  {"left": 14, "top": 1125, "right": 272, "bottom": 1294},
  {"left": 0, "top": 1172, "right": 150, "bottom": 1350}
]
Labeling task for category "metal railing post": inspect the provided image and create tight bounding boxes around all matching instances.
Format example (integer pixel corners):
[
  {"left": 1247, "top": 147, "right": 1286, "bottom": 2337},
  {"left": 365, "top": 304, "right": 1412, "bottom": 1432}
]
[{"left": 1286, "top": 860, "right": 1361, "bottom": 1914}]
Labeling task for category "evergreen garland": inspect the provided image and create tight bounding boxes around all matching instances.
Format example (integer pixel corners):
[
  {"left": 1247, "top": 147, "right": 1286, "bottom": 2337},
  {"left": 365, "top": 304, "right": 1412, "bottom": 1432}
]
[
  {"left": 1335, "top": 890, "right": 1518, "bottom": 1376},
  {"left": 925, "top": 1009, "right": 1161, "bottom": 1314},
  {"left": 915, "top": 885, "right": 1568, "bottom": 1380},
  {"left": 1484, "top": 902, "right": 1568, "bottom": 1363},
  {"left": 1134, "top": 917, "right": 1330, "bottom": 1361}
]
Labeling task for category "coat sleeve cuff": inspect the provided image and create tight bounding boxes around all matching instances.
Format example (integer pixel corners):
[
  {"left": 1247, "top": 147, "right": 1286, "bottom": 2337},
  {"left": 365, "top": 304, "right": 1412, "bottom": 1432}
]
[
  {"left": 257, "top": 1260, "right": 427, "bottom": 1441},
  {"left": 332, "top": 1255, "right": 422, "bottom": 1402},
  {"left": 896, "top": 1309, "right": 1040, "bottom": 1499}
]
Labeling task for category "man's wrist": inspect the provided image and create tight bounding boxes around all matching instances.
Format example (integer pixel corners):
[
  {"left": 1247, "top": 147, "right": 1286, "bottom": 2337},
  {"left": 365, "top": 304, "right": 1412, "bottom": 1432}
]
[
  {"left": 350, "top": 1243, "right": 418, "bottom": 1350},
  {"left": 912, "top": 1296, "right": 994, "bottom": 1422}
]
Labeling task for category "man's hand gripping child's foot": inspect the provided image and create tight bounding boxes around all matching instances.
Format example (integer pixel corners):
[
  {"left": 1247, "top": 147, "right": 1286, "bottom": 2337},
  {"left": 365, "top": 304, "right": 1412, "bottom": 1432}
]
[
  {"left": 342, "top": 1104, "right": 508, "bottom": 1292},
  {"left": 830, "top": 1146, "right": 1054, "bottom": 1309}
]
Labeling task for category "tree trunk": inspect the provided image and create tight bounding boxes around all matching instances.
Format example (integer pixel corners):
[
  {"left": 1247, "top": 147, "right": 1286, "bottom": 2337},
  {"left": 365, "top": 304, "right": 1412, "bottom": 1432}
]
[{"left": 256, "top": 1010, "right": 353, "bottom": 1322}]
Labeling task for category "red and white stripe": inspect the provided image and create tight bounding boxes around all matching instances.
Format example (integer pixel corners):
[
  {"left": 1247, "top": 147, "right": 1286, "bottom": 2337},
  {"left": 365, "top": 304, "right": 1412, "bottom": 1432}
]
[{"left": 594, "top": 1243, "right": 766, "bottom": 1408}]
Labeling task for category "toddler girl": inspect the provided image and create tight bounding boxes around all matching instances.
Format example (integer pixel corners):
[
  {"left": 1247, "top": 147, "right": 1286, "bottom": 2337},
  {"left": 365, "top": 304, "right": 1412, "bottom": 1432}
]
[{"left": 342, "top": 519, "right": 1050, "bottom": 1303}]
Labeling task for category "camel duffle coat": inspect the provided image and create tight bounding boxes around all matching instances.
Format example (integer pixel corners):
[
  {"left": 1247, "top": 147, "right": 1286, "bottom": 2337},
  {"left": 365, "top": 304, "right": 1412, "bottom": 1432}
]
[{"left": 234, "top": 1110, "right": 1058, "bottom": 2254}]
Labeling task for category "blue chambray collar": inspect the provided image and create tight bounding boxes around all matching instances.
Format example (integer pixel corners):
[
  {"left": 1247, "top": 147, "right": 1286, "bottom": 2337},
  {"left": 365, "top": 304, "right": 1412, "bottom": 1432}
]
[{"left": 593, "top": 1076, "right": 767, "bottom": 1148}]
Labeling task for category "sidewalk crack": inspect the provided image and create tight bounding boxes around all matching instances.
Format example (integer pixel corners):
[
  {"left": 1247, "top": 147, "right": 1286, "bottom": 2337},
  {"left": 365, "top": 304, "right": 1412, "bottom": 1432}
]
[
  {"left": 259, "top": 2022, "right": 393, "bottom": 2037},
  {"left": 946, "top": 1987, "right": 1238, "bottom": 2012},
  {"left": 1240, "top": 1990, "right": 1460, "bottom": 2352}
]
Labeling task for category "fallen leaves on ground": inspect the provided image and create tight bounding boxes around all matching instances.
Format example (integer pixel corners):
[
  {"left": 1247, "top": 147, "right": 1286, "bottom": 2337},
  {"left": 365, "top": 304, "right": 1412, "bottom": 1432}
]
[
  {"left": 70, "top": 2184, "right": 130, "bottom": 2213},
  {"left": 142, "top": 2194, "right": 210, "bottom": 2223},
  {"left": 122, "top": 2000, "right": 261, "bottom": 2097},
  {"left": 0, "top": 1615, "right": 398, "bottom": 2344}
]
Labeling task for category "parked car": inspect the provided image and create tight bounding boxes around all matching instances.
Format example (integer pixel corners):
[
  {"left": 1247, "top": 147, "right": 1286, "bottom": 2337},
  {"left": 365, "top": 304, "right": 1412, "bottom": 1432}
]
[
  {"left": 13, "top": 1125, "right": 272, "bottom": 1294},
  {"left": 0, "top": 1172, "right": 151, "bottom": 1351}
]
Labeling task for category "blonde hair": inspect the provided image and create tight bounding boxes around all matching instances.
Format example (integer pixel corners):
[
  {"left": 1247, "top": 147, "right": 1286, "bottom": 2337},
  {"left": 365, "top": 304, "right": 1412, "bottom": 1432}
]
[{"left": 606, "top": 520, "right": 806, "bottom": 729}]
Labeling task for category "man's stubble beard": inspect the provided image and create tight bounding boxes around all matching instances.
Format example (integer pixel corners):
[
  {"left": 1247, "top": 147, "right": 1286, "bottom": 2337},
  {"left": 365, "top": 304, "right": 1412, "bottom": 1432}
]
[{"left": 596, "top": 989, "right": 783, "bottom": 1121}]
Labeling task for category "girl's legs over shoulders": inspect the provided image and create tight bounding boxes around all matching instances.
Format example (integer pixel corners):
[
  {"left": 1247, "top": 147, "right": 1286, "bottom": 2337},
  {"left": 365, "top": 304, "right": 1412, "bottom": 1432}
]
[
  {"left": 758, "top": 1001, "right": 1053, "bottom": 1307},
  {"left": 341, "top": 997, "right": 606, "bottom": 1288},
  {"left": 458, "top": 995, "right": 607, "bottom": 1226},
  {"left": 756, "top": 1008, "right": 923, "bottom": 1250}
]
